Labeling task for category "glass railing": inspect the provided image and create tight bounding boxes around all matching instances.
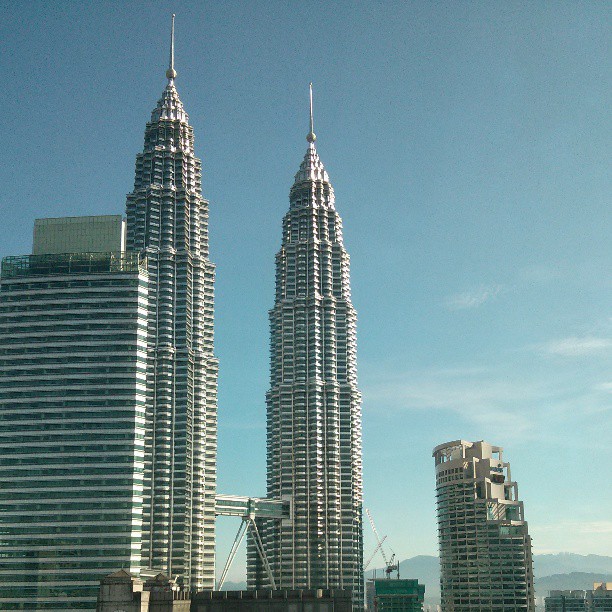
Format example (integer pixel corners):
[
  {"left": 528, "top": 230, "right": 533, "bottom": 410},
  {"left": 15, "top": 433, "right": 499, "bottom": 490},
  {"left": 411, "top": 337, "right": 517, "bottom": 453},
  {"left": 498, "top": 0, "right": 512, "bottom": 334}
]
[{"left": 1, "top": 252, "right": 147, "bottom": 279}]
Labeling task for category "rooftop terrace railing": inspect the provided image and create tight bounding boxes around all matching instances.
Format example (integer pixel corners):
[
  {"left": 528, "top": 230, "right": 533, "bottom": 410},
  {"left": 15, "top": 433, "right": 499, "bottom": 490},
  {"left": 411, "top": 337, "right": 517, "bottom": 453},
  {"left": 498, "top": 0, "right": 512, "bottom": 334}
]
[{"left": 0, "top": 251, "right": 147, "bottom": 279}]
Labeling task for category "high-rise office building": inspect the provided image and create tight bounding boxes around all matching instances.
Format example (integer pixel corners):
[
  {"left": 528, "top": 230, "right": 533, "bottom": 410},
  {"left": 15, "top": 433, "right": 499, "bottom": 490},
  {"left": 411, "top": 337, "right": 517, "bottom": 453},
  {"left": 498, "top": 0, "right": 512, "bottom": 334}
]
[
  {"left": 0, "top": 220, "right": 148, "bottom": 611},
  {"left": 248, "top": 86, "right": 364, "bottom": 607},
  {"left": 125, "top": 16, "right": 218, "bottom": 590},
  {"left": 432, "top": 440, "right": 535, "bottom": 611}
]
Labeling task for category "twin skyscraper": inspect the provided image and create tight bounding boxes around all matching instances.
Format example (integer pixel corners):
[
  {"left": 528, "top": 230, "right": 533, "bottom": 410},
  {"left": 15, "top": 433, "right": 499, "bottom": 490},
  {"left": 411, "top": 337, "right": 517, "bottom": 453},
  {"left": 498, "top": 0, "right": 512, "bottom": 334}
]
[
  {"left": 0, "top": 17, "right": 364, "bottom": 611},
  {"left": 250, "top": 83, "right": 364, "bottom": 601}
]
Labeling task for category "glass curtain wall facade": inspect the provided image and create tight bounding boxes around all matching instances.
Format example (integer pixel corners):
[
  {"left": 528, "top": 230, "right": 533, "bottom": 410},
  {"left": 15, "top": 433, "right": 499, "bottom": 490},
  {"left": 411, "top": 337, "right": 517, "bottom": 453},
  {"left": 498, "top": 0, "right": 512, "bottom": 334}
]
[
  {"left": 433, "top": 440, "right": 535, "bottom": 612},
  {"left": 0, "top": 252, "right": 148, "bottom": 611},
  {"left": 545, "top": 586, "right": 612, "bottom": 612},
  {"left": 125, "top": 56, "right": 218, "bottom": 589},
  {"left": 248, "top": 126, "right": 364, "bottom": 607},
  {"left": 367, "top": 579, "right": 426, "bottom": 612}
]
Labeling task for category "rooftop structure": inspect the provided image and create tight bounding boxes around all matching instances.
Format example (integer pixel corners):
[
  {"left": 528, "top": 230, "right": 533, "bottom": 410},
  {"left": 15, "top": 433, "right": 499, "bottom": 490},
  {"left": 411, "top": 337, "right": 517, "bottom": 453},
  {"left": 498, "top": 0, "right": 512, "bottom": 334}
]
[
  {"left": 1, "top": 250, "right": 145, "bottom": 279},
  {"left": 33, "top": 215, "right": 126, "bottom": 255},
  {"left": 432, "top": 440, "right": 535, "bottom": 611},
  {"left": 96, "top": 570, "right": 190, "bottom": 612},
  {"left": 247, "top": 85, "right": 363, "bottom": 608}
]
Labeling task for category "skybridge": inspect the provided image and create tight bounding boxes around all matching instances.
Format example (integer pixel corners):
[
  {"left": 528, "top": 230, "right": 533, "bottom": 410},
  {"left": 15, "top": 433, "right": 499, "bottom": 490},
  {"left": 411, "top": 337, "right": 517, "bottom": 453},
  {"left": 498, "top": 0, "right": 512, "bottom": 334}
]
[
  {"left": 214, "top": 494, "right": 292, "bottom": 590},
  {"left": 215, "top": 494, "right": 291, "bottom": 520}
]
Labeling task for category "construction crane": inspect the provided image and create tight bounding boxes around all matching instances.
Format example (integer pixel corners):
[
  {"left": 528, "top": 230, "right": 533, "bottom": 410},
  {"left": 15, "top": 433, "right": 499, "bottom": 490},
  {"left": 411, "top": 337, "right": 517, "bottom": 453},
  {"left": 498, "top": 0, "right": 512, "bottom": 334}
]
[
  {"left": 363, "top": 533, "right": 387, "bottom": 570},
  {"left": 364, "top": 508, "right": 399, "bottom": 579}
]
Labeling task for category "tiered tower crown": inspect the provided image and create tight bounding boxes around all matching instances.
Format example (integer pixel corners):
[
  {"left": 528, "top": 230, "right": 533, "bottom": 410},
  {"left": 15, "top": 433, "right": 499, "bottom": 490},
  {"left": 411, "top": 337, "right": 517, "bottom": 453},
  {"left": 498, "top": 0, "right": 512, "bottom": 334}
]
[
  {"left": 152, "top": 14, "right": 187, "bottom": 123},
  {"left": 293, "top": 145, "right": 330, "bottom": 186},
  {"left": 293, "top": 83, "right": 329, "bottom": 185}
]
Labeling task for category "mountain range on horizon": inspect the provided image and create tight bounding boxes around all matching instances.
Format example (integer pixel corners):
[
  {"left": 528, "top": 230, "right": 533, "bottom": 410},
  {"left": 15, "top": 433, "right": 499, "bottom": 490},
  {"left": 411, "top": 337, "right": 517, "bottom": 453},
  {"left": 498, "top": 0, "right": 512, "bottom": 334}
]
[
  {"left": 221, "top": 552, "right": 612, "bottom": 605},
  {"left": 366, "top": 553, "right": 612, "bottom": 605}
]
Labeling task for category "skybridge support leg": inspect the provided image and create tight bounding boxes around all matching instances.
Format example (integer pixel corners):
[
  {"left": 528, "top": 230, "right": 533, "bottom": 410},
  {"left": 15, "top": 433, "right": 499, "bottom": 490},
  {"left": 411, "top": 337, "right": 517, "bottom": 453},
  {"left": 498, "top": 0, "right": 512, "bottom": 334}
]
[
  {"left": 217, "top": 519, "right": 248, "bottom": 590},
  {"left": 247, "top": 517, "right": 276, "bottom": 590}
]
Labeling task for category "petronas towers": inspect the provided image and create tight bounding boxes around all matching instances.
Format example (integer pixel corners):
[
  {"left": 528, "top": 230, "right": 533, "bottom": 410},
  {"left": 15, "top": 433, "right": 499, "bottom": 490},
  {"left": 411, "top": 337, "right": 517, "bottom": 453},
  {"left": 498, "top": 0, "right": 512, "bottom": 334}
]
[
  {"left": 126, "top": 18, "right": 218, "bottom": 589},
  {"left": 126, "top": 28, "right": 363, "bottom": 599},
  {"left": 248, "top": 90, "right": 364, "bottom": 601}
]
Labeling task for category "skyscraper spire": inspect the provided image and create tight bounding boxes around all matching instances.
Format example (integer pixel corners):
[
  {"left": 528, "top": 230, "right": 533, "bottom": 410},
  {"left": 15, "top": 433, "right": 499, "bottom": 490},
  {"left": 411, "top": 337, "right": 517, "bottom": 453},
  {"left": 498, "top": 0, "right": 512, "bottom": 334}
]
[
  {"left": 307, "top": 82, "right": 316, "bottom": 144},
  {"left": 166, "top": 14, "right": 177, "bottom": 81},
  {"left": 126, "top": 15, "right": 218, "bottom": 590},
  {"left": 294, "top": 83, "right": 328, "bottom": 184},
  {"left": 153, "top": 14, "right": 186, "bottom": 124}
]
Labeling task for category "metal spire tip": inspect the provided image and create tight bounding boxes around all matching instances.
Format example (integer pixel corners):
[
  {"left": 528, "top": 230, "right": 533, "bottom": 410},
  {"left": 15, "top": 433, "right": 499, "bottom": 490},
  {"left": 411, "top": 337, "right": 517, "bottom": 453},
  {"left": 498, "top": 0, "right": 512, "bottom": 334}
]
[
  {"left": 166, "top": 14, "right": 177, "bottom": 81},
  {"left": 307, "top": 82, "right": 316, "bottom": 144}
]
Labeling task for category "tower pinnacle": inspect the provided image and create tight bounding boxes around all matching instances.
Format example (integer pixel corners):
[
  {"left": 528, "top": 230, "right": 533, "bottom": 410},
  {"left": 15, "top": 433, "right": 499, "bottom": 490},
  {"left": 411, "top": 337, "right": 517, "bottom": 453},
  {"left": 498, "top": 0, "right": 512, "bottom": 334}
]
[
  {"left": 166, "top": 14, "right": 177, "bottom": 81},
  {"left": 306, "top": 82, "right": 316, "bottom": 144}
]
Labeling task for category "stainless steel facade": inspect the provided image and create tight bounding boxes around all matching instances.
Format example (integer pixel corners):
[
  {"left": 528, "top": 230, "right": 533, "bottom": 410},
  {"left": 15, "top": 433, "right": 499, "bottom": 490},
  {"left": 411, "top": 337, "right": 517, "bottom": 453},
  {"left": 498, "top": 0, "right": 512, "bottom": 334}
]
[
  {"left": 248, "top": 105, "right": 364, "bottom": 606},
  {"left": 125, "top": 33, "right": 218, "bottom": 590},
  {"left": 433, "top": 440, "right": 535, "bottom": 611}
]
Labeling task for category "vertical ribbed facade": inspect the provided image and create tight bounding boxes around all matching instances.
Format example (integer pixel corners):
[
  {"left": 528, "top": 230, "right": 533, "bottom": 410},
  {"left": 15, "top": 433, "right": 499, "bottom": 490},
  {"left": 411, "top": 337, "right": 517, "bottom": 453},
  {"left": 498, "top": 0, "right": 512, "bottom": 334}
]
[
  {"left": 0, "top": 252, "right": 148, "bottom": 611},
  {"left": 125, "top": 72, "right": 218, "bottom": 589},
  {"left": 248, "top": 137, "right": 364, "bottom": 607},
  {"left": 433, "top": 440, "right": 536, "bottom": 612}
]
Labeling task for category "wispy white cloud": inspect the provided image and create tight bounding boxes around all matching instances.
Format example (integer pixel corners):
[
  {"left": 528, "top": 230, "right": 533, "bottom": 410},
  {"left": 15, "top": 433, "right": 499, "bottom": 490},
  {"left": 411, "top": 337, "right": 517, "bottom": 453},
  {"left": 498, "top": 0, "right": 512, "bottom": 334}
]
[
  {"left": 578, "top": 521, "right": 612, "bottom": 535},
  {"left": 531, "top": 520, "right": 612, "bottom": 556},
  {"left": 362, "top": 363, "right": 612, "bottom": 443},
  {"left": 533, "top": 520, "right": 612, "bottom": 536},
  {"left": 362, "top": 366, "right": 545, "bottom": 439},
  {"left": 538, "top": 336, "right": 612, "bottom": 357},
  {"left": 444, "top": 284, "right": 504, "bottom": 310}
]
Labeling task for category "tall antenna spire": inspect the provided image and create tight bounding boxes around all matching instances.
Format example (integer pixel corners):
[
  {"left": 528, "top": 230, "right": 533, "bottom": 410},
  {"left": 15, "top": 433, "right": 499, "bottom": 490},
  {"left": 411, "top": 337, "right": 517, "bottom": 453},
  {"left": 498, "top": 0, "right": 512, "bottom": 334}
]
[
  {"left": 306, "top": 82, "right": 316, "bottom": 144},
  {"left": 166, "top": 14, "right": 177, "bottom": 81}
]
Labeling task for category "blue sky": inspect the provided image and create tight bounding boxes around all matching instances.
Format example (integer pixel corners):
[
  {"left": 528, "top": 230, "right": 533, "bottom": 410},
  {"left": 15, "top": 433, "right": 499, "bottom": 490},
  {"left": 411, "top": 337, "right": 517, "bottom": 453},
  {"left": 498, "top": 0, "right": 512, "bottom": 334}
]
[{"left": 1, "top": 1, "right": 610, "bottom": 580}]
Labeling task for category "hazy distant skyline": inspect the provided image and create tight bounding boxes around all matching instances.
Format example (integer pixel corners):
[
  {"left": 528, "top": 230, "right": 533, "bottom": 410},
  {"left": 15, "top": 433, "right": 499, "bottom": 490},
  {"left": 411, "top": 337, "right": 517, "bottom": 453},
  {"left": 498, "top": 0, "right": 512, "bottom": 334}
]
[{"left": 1, "top": 1, "right": 610, "bottom": 581}]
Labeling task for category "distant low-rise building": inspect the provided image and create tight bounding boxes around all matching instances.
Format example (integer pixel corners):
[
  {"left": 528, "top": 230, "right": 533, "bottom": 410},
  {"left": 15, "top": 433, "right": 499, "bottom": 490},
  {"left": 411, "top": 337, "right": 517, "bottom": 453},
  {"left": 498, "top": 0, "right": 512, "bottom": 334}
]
[
  {"left": 545, "top": 591, "right": 589, "bottom": 612},
  {"left": 592, "top": 584, "right": 612, "bottom": 611},
  {"left": 97, "top": 570, "right": 149, "bottom": 612},
  {"left": 366, "top": 579, "right": 425, "bottom": 611},
  {"left": 545, "top": 584, "right": 612, "bottom": 612},
  {"left": 97, "top": 575, "right": 352, "bottom": 612}
]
